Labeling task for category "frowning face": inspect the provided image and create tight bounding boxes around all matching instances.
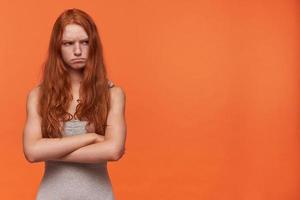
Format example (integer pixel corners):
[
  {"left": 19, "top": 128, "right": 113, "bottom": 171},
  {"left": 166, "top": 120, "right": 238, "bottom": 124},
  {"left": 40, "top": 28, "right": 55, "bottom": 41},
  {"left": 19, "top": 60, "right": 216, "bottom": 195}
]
[{"left": 61, "top": 24, "right": 89, "bottom": 70}]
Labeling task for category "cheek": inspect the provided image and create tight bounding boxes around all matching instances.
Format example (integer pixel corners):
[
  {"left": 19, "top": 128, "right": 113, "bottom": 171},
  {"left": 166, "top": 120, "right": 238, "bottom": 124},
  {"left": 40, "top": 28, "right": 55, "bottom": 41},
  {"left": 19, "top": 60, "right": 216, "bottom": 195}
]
[
  {"left": 83, "top": 47, "right": 89, "bottom": 55},
  {"left": 61, "top": 48, "right": 71, "bottom": 61}
]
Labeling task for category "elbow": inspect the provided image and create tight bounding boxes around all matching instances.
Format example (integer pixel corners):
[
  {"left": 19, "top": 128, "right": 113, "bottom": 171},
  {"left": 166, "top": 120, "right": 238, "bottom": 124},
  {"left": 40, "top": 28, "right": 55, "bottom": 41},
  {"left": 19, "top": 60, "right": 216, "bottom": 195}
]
[
  {"left": 110, "top": 147, "right": 125, "bottom": 161},
  {"left": 23, "top": 148, "right": 40, "bottom": 163},
  {"left": 27, "top": 155, "right": 42, "bottom": 163},
  {"left": 24, "top": 151, "right": 37, "bottom": 163},
  {"left": 27, "top": 157, "right": 37, "bottom": 163}
]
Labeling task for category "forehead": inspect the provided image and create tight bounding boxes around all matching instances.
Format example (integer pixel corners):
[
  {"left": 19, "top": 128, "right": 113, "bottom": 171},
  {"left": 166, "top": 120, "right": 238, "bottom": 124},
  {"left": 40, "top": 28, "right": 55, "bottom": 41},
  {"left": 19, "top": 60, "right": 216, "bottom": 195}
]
[{"left": 62, "top": 24, "right": 88, "bottom": 40}]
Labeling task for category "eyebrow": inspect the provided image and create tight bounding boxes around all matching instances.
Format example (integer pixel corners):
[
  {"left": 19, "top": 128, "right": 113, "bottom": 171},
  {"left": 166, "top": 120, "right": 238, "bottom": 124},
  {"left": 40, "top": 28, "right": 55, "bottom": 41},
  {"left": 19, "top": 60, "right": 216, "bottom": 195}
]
[{"left": 62, "top": 38, "right": 89, "bottom": 42}]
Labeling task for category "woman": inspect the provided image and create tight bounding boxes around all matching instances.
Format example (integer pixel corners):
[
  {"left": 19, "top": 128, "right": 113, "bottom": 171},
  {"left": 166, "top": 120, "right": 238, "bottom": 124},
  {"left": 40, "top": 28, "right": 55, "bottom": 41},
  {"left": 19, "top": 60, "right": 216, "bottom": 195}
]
[{"left": 22, "top": 8, "right": 126, "bottom": 200}]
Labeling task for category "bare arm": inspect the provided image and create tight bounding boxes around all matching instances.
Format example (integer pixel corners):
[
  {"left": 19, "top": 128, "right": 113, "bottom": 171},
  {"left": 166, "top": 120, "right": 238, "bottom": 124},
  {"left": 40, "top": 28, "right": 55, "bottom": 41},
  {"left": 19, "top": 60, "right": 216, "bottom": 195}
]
[
  {"left": 51, "top": 86, "right": 127, "bottom": 163},
  {"left": 22, "top": 87, "right": 97, "bottom": 163}
]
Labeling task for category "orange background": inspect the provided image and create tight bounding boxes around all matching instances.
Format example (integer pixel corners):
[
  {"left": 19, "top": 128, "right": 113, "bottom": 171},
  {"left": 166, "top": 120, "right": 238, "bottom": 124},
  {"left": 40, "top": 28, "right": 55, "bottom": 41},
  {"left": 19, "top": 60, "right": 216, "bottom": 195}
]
[{"left": 1, "top": 1, "right": 300, "bottom": 199}]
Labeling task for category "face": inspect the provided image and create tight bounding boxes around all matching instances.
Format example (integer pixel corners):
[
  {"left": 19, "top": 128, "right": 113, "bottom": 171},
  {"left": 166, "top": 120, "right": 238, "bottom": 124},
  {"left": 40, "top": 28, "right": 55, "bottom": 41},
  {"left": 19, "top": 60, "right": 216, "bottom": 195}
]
[{"left": 61, "top": 24, "right": 89, "bottom": 70}]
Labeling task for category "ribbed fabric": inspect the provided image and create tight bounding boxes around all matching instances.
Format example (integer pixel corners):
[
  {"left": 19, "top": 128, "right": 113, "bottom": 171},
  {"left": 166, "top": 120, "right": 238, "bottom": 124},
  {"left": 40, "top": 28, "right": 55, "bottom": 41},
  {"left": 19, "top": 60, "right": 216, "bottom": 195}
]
[{"left": 35, "top": 119, "right": 115, "bottom": 200}]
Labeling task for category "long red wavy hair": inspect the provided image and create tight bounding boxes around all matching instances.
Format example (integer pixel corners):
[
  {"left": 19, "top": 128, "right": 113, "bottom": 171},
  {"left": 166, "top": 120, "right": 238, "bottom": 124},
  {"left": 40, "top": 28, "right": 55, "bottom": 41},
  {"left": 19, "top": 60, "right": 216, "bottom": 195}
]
[{"left": 37, "top": 8, "right": 111, "bottom": 138}]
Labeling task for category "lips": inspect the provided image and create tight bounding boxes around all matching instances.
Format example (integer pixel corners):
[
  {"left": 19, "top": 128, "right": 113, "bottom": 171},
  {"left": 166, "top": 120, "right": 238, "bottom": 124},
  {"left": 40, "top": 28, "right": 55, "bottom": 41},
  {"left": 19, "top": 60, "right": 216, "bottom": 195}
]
[{"left": 72, "top": 59, "right": 85, "bottom": 63}]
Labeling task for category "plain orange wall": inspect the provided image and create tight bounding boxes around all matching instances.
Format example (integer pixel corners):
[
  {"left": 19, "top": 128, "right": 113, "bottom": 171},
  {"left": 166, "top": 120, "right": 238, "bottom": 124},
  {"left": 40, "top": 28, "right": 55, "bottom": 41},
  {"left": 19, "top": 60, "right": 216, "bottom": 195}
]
[{"left": 1, "top": 1, "right": 300, "bottom": 199}]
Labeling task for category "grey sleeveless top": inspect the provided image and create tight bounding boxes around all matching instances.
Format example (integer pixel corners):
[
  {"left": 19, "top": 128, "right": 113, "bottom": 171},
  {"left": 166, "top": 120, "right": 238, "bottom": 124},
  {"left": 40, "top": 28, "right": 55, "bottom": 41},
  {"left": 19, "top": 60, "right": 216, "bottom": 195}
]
[{"left": 36, "top": 80, "right": 116, "bottom": 200}]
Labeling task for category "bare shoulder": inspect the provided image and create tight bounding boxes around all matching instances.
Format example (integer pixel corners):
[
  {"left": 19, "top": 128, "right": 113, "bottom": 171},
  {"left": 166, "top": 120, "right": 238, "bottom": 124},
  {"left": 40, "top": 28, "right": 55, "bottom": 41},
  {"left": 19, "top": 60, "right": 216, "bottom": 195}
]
[
  {"left": 27, "top": 85, "right": 40, "bottom": 101},
  {"left": 28, "top": 85, "right": 41, "bottom": 98},
  {"left": 109, "top": 86, "right": 126, "bottom": 110},
  {"left": 26, "top": 85, "right": 42, "bottom": 113},
  {"left": 110, "top": 86, "right": 125, "bottom": 102}
]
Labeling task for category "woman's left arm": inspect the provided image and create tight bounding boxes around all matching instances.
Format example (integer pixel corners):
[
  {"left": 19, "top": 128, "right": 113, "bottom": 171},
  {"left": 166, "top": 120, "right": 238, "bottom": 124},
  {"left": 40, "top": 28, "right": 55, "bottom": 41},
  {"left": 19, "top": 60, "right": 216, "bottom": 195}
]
[{"left": 51, "top": 86, "right": 127, "bottom": 164}]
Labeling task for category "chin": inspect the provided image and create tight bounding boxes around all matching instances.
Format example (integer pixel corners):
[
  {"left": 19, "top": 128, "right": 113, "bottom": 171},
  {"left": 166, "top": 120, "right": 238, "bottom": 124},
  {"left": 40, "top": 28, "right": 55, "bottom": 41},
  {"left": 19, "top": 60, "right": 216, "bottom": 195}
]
[{"left": 70, "top": 63, "right": 86, "bottom": 69}]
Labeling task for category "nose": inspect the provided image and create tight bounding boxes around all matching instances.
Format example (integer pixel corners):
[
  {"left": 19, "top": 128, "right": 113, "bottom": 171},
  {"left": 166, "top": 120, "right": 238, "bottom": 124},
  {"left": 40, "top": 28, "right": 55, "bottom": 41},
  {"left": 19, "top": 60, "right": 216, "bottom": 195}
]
[{"left": 73, "top": 43, "right": 82, "bottom": 56}]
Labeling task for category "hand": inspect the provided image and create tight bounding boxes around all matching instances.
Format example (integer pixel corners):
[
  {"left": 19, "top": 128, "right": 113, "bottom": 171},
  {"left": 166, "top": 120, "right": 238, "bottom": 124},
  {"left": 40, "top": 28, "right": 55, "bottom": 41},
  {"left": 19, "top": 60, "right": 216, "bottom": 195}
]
[
  {"left": 85, "top": 132, "right": 104, "bottom": 143},
  {"left": 94, "top": 133, "right": 105, "bottom": 143}
]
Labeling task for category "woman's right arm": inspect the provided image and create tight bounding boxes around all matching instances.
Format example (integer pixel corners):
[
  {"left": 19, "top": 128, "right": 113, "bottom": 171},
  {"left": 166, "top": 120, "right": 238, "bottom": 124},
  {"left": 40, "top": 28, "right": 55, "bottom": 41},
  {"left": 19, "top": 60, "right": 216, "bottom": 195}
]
[{"left": 22, "top": 87, "right": 97, "bottom": 163}]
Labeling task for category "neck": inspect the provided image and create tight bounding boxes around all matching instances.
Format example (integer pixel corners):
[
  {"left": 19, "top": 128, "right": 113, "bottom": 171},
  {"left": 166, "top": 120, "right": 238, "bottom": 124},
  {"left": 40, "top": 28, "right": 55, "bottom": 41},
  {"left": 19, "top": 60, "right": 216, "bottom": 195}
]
[{"left": 68, "top": 68, "right": 83, "bottom": 87}]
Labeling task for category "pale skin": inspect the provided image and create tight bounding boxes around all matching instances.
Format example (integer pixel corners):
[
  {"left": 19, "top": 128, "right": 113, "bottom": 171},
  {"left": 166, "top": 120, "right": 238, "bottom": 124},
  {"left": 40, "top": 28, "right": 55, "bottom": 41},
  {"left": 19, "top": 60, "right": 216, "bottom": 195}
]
[{"left": 22, "top": 24, "right": 126, "bottom": 164}]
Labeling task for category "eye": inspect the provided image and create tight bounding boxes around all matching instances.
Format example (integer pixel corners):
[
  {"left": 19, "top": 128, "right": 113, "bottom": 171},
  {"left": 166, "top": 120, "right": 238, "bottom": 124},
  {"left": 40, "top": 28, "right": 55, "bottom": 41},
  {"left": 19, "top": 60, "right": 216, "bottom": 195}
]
[
  {"left": 63, "top": 42, "right": 73, "bottom": 46},
  {"left": 82, "top": 40, "right": 89, "bottom": 45}
]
